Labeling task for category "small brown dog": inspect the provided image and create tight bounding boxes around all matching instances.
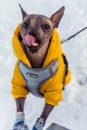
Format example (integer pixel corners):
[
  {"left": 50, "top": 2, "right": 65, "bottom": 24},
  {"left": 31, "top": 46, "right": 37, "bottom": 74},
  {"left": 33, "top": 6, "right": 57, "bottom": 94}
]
[{"left": 11, "top": 4, "right": 71, "bottom": 130}]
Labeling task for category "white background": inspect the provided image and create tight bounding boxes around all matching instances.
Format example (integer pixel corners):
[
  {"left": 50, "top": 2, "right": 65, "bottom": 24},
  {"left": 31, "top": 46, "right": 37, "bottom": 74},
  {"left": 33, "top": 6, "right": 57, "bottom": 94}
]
[{"left": 0, "top": 0, "right": 87, "bottom": 130}]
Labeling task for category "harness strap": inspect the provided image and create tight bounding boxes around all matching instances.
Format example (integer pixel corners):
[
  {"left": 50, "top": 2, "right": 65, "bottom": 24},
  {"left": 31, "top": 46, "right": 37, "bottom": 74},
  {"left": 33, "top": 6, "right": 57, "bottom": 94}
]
[
  {"left": 62, "top": 54, "right": 68, "bottom": 84},
  {"left": 18, "top": 59, "right": 58, "bottom": 98}
]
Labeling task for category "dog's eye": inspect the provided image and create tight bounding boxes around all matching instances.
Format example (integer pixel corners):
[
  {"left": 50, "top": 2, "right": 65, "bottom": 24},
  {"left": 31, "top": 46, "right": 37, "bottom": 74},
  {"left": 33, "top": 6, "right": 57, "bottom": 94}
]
[
  {"left": 44, "top": 24, "right": 50, "bottom": 29},
  {"left": 22, "top": 23, "right": 28, "bottom": 28}
]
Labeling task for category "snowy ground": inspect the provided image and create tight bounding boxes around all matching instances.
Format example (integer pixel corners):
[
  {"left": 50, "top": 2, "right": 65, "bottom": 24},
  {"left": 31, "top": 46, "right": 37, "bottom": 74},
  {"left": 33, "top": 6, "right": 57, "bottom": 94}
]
[{"left": 0, "top": 0, "right": 87, "bottom": 130}]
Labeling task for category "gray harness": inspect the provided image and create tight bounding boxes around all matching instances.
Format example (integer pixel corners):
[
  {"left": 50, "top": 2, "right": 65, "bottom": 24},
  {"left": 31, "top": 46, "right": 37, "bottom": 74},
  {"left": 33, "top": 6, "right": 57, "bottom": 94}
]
[{"left": 18, "top": 59, "right": 58, "bottom": 98}]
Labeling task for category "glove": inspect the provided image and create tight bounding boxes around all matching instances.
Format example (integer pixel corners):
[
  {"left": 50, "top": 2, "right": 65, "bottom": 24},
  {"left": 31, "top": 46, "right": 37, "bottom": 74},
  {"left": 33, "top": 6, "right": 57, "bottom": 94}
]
[
  {"left": 13, "top": 111, "right": 29, "bottom": 130},
  {"left": 32, "top": 117, "right": 45, "bottom": 130}
]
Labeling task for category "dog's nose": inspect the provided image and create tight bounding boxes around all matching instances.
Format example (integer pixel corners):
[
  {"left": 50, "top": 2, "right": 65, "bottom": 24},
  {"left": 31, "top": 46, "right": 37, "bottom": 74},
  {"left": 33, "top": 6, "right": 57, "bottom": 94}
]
[
  {"left": 27, "top": 27, "right": 34, "bottom": 34},
  {"left": 28, "top": 31, "right": 37, "bottom": 39},
  {"left": 27, "top": 27, "right": 37, "bottom": 37},
  {"left": 28, "top": 27, "right": 37, "bottom": 35}
]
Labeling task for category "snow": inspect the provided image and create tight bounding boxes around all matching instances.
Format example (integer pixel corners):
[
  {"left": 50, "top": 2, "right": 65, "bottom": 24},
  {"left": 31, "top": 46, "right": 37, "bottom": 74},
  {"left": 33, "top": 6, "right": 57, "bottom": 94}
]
[{"left": 0, "top": 0, "right": 87, "bottom": 130}]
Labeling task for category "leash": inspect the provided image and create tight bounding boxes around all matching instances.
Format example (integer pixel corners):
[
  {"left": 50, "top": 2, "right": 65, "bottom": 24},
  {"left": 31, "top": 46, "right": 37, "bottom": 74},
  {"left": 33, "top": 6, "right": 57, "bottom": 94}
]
[{"left": 61, "top": 26, "right": 87, "bottom": 43}]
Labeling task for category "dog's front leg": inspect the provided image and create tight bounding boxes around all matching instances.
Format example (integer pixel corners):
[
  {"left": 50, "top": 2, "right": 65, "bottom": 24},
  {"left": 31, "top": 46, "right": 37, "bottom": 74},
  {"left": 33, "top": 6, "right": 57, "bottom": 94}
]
[
  {"left": 13, "top": 98, "right": 29, "bottom": 130},
  {"left": 16, "top": 97, "right": 25, "bottom": 112},
  {"left": 40, "top": 103, "right": 54, "bottom": 120},
  {"left": 33, "top": 103, "right": 54, "bottom": 130}
]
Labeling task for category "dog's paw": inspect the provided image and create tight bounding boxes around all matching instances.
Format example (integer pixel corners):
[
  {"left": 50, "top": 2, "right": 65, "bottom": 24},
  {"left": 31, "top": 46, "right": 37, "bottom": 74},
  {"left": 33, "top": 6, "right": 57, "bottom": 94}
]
[
  {"left": 32, "top": 117, "right": 45, "bottom": 130},
  {"left": 13, "top": 123, "right": 29, "bottom": 130}
]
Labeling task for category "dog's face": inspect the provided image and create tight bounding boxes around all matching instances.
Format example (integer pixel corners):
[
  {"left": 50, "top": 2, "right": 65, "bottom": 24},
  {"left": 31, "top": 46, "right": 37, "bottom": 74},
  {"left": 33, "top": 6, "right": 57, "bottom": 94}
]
[
  {"left": 21, "top": 14, "right": 53, "bottom": 53},
  {"left": 19, "top": 4, "right": 65, "bottom": 53}
]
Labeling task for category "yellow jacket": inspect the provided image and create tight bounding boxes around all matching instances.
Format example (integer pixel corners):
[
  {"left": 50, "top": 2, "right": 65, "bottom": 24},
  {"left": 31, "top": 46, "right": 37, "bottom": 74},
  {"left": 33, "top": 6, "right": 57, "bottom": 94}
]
[{"left": 11, "top": 24, "right": 71, "bottom": 106}]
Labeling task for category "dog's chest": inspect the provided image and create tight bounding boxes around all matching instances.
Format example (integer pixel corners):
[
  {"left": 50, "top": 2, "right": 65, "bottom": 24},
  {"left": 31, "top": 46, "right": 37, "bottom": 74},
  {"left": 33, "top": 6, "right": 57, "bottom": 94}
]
[{"left": 28, "top": 52, "right": 47, "bottom": 68}]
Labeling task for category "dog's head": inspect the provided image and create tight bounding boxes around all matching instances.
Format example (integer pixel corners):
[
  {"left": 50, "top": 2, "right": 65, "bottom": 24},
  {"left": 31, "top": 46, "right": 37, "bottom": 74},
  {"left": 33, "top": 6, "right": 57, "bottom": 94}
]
[{"left": 19, "top": 4, "right": 65, "bottom": 53}]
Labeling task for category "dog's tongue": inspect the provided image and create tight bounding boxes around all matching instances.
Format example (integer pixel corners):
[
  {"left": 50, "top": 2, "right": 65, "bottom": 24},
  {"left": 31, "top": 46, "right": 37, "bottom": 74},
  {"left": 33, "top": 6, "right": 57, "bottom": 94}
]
[{"left": 24, "top": 34, "right": 38, "bottom": 47}]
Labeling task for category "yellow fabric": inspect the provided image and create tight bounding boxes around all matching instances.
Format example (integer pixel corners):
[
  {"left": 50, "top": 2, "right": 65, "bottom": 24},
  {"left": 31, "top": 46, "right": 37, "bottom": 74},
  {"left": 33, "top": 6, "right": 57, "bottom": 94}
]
[{"left": 11, "top": 24, "right": 71, "bottom": 106}]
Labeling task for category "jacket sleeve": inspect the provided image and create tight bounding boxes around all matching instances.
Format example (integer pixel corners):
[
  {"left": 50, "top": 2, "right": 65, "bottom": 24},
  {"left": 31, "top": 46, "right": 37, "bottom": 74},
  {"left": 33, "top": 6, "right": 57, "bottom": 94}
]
[
  {"left": 40, "top": 64, "right": 64, "bottom": 107},
  {"left": 11, "top": 60, "right": 29, "bottom": 99},
  {"left": 44, "top": 87, "right": 62, "bottom": 106}
]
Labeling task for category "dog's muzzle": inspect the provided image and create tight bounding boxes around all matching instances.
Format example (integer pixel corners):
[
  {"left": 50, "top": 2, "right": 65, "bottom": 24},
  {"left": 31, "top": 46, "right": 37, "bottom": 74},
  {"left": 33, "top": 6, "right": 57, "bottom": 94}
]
[{"left": 23, "top": 34, "right": 41, "bottom": 53}]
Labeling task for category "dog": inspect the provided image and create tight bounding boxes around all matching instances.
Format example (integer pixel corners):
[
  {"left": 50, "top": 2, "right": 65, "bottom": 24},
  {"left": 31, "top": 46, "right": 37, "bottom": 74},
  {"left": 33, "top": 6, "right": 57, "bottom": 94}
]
[{"left": 11, "top": 4, "right": 71, "bottom": 130}]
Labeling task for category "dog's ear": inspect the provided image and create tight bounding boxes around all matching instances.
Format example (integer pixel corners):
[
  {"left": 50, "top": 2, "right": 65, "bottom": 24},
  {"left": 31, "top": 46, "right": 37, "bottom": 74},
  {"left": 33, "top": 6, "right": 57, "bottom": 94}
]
[
  {"left": 50, "top": 6, "right": 65, "bottom": 28},
  {"left": 19, "top": 4, "right": 28, "bottom": 19}
]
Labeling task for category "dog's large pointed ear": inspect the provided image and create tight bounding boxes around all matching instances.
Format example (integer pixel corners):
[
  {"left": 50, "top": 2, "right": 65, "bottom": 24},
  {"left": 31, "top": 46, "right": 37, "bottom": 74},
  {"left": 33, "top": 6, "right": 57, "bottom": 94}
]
[
  {"left": 50, "top": 6, "right": 65, "bottom": 28},
  {"left": 19, "top": 4, "right": 28, "bottom": 19}
]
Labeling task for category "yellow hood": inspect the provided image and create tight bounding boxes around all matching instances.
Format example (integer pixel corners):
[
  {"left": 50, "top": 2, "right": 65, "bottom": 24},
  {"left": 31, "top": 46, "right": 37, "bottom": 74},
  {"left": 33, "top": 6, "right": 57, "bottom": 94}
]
[
  {"left": 12, "top": 24, "right": 62, "bottom": 67},
  {"left": 11, "top": 24, "right": 71, "bottom": 106}
]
